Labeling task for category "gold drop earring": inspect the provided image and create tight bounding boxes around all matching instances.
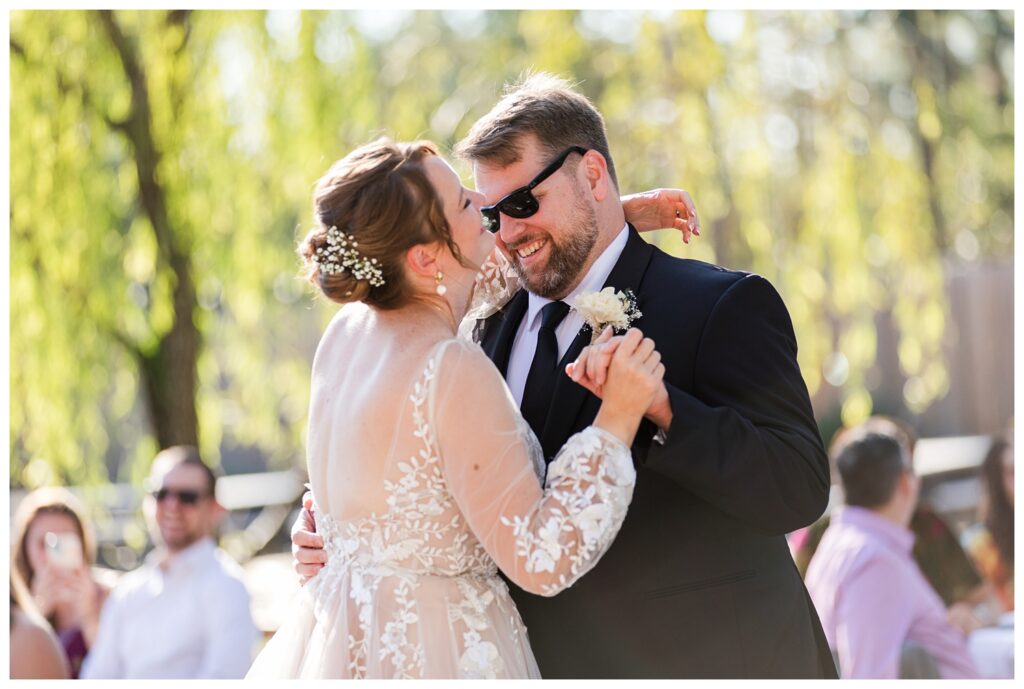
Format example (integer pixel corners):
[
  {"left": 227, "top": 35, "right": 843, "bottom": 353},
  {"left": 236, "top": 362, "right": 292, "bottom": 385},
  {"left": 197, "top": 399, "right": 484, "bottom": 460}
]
[{"left": 435, "top": 271, "right": 447, "bottom": 296}]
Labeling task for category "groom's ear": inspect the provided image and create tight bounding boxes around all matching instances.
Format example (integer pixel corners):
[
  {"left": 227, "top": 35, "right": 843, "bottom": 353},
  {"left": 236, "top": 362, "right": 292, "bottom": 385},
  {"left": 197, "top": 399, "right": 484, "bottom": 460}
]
[
  {"left": 580, "top": 149, "right": 611, "bottom": 203},
  {"left": 404, "top": 243, "right": 441, "bottom": 279}
]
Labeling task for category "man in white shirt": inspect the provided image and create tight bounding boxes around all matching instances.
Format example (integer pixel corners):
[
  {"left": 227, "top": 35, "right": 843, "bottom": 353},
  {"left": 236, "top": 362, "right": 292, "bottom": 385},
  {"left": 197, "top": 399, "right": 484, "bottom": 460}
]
[{"left": 81, "top": 446, "right": 261, "bottom": 679}]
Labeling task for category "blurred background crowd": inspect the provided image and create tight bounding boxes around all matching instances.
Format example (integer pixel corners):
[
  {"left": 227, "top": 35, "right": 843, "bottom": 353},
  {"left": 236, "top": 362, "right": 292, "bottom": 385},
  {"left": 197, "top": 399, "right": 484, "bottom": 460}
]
[{"left": 8, "top": 9, "right": 1014, "bottom": 679}]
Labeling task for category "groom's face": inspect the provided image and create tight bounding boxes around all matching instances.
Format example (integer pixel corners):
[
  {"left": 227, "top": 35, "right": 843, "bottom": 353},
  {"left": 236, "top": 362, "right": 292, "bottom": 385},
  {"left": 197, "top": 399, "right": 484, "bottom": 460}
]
[{"left": 473, "top": 135, "right": 599, "bottom": 300}]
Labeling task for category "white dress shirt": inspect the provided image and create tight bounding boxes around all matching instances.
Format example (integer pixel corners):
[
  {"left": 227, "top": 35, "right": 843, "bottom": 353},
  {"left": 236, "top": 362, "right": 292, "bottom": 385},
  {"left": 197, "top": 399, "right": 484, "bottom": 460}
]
[
  {"left": 507, "top": 224, "right": 629, "bottom": 406},
  {"left": 81, "top": 537, "right": 261, "bottom": 679}
]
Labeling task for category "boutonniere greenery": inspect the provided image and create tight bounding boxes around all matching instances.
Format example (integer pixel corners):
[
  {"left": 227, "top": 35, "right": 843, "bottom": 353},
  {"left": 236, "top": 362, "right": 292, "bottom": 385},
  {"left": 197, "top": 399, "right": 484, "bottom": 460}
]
[{"left": 573, "top": 287, "right": 642, "bottom": 342}]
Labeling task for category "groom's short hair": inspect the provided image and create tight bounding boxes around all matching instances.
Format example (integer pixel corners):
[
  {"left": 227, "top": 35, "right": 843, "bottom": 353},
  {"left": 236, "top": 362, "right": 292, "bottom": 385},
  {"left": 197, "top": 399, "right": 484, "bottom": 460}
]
[{"left": 455, "top": 72, "right": 619, "bottom": 189}]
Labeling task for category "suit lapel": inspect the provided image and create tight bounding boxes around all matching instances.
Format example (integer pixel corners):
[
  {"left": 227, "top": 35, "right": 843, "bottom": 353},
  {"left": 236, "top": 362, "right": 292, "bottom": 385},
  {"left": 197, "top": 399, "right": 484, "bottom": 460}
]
[
  {"left": 481, "top": 288, "right": 529, "bottom": 377},
  {"left": 539, "top": 226, "right": 656, "bottom": 460}
]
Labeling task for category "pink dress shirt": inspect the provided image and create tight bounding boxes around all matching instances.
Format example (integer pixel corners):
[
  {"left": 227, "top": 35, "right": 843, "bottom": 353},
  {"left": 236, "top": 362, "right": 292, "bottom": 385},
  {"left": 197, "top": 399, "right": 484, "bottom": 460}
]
[{"left": 806, "top": 505, "right": 978, "bottom": 678}]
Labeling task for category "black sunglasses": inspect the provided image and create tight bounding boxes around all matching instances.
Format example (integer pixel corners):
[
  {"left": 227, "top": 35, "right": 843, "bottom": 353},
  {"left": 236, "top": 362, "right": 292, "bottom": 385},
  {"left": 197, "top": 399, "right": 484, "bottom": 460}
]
[
  {"left": 152, "top": 488, "right": 209, "bottom": 505},
  {"left": 481, "top": 146, "right": 588, "bottom": 233}
]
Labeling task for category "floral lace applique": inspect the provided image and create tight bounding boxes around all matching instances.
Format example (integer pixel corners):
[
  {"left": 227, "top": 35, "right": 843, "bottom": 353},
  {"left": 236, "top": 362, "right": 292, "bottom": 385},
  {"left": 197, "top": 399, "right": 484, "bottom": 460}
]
[
  {"left": 448, "top": 577, "right": 508, "bottom": 679},
  {"left": 301, "top": 342, "right": 634, "bottom": 678},
  {"left": 500, "top": 426, "right": 634, "bottom": 596},
  {"left": 308, "top": 351, "right": 499, "bottom": 678},
  {"left": 460, "top": 249, "right": 522, "bottom": 342}
]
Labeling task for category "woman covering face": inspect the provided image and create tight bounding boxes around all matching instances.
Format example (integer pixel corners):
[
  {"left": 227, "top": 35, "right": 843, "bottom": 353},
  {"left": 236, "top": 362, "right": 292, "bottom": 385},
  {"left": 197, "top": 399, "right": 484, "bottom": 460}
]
[{"left": 13, "top": 487, "right": 110, "bottom": 678}]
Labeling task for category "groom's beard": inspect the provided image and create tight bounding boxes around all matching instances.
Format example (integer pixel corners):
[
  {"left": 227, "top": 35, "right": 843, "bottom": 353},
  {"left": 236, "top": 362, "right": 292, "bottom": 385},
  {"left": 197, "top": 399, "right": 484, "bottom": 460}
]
[{"left": 510, "top": 194, "right": 599, "bottom": 300}]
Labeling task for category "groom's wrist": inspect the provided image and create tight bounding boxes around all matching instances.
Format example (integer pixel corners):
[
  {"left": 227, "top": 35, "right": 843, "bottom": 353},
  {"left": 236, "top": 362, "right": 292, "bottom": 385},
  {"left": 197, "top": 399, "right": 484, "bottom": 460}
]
[{"left": 645, "top": 393, "right": 673, "bottom": 432}]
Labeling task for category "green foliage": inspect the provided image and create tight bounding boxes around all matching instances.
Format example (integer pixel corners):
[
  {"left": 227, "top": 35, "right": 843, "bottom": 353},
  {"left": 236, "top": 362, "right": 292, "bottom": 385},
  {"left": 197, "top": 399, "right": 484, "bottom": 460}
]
[{"left": 10, "top": 10, "right": 1013, "bottom": 487}]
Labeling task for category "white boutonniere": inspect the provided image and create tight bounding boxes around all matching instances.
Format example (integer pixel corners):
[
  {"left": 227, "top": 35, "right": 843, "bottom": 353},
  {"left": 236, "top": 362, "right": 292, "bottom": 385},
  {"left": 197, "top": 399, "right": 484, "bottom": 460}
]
[{"left": 574, "top": 287, "right": 642, "bottom": 342}]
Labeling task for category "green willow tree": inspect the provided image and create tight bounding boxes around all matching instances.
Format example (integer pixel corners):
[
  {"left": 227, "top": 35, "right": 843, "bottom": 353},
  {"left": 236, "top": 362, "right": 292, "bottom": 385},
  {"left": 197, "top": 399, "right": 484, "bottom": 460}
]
[
  {"left": 11, "top": 10, "right": 314, "bottom": 486},
  {"left": 10, "top": 10, "right": 1013, "bottom": 488}
]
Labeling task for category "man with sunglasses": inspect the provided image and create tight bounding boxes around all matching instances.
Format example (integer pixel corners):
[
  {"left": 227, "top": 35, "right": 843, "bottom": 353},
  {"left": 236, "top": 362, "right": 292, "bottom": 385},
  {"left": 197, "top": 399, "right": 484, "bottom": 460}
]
[
  {"left": 81, "top": 446, "right": 260, "bottom": 678},
  {"left": 293, "top": 73, "right": 834, "bottom": 678}
]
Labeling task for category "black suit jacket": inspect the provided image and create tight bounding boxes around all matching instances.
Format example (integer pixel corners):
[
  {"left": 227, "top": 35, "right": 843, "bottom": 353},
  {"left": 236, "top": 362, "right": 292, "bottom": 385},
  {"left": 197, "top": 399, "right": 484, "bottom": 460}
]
[{"left": 479, "top": 227, "right": 837, "bottom": 678}]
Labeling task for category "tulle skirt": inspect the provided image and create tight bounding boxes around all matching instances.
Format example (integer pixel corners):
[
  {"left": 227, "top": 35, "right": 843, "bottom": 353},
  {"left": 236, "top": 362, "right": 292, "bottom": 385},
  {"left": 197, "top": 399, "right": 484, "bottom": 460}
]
[{"left": 245, "top": 564, "right": 541, "bottom": 679}]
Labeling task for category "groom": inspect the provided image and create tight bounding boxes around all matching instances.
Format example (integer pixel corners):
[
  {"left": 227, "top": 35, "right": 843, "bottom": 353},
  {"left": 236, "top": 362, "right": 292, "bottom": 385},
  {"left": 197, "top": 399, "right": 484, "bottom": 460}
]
[{"left": 295, "top": 74, "right": 836, "bottom": 678}]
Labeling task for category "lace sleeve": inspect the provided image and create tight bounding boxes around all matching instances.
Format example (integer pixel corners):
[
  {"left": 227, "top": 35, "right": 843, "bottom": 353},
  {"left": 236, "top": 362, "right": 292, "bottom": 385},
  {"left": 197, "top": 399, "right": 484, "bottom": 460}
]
[
  {"left": 499, "top": 426, "right": 635, "bottom": 595},
  {"left": 430, "top": 340, "right": 636, "bottom": 596},
  {"left": 458, "top": 248, "right": 521, "bottom": 342}
]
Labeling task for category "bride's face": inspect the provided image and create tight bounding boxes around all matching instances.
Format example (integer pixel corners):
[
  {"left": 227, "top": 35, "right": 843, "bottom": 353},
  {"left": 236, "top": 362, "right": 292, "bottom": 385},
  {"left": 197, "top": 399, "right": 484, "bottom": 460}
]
[{"left": 424, "top": 155, "right": 494, "bottom": 270}]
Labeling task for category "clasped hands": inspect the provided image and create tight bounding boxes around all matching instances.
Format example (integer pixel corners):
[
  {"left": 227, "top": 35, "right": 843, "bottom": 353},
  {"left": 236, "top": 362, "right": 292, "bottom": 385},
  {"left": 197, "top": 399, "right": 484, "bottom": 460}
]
[{"left": 566, "top": 325, "right": 673, "bottom": 432}]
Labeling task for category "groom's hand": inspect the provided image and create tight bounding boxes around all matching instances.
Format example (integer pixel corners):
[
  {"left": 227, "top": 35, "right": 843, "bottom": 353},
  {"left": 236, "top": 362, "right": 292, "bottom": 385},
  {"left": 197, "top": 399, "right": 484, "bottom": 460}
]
[
  {"left": 567, "top": 327, "right": 673, "bottom": 431},
  {"left": 291, "top": 491, "right": 326, "bottom": 585}
]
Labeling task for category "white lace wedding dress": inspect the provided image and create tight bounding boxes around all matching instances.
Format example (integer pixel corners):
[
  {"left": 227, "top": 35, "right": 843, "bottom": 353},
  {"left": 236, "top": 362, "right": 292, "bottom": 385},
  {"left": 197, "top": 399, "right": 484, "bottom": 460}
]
[{"left": 246, "top": 296, "right": 635, "bottom": 679}]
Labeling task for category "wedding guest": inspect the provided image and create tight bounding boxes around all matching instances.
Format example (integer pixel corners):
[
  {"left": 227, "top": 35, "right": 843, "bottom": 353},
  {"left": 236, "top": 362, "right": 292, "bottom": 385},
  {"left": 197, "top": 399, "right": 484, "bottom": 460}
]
[
  {"left": 963, "top": 432, "right": 1014, "bottom": 612},
  {"left": 806, "top": 421, "right": 979, "bottom": 678},
  {"left": 793, "top": 417, "right": 991, "bottom": 617},
  {"left": 81, "top": 446, "right": 260, "bottom": 678},
  {"left": 9, "top": 570, "right": 70, "bottom": 679},
  {"left": 12, "top": 486, "right": 110, "bottom": 677}
]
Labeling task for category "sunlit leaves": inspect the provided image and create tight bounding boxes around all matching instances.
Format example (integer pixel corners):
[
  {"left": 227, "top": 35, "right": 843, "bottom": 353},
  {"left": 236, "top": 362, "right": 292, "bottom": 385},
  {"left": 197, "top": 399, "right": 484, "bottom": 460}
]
[{"left": 10, "top": 10, "right": 1013, "bottom": 488}]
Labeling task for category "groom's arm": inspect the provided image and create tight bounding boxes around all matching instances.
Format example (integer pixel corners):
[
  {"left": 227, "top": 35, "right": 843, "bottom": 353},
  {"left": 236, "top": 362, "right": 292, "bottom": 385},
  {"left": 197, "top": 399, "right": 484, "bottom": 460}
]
[{"left": 639, "top": 273, "right": 830, "bottom": 535}]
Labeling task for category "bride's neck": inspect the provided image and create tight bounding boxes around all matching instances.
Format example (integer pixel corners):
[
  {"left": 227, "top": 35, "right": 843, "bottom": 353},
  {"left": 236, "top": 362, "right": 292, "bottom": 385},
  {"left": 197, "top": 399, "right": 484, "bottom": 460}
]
[
  {"left": 445, "top": 270, "right": 476, "bottom": 322},
  {"left": 393, "top": 296, "right": 461, "bottom": 337},
  {"left": 421, "top": 272, "right": 474, "bottom": 326}
]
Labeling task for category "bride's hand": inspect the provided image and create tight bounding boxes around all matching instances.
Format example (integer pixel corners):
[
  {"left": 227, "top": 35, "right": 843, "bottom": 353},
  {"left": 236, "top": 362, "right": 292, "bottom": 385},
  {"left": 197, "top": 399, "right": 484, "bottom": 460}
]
[
  {"left": 568, "top": 328, "right": 673, "bottom": 432},
  {"left": 581, "top": 328, "right": 665, "bottom": 444},
  {"left": 566, "top": 326, "right": 619, "bottom": 396},
  {"left": 567, "top": 327, "right": 663, "bottom": 405},
  {"left": 622, "top": 188, "right": 701, "bottom": 243}
]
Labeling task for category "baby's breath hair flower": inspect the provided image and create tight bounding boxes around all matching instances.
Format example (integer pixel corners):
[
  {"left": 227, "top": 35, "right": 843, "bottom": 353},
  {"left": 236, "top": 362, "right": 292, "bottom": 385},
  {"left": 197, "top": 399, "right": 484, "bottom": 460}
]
[{"left": 312, "top": 226, "right": 385, "bottom": 287}]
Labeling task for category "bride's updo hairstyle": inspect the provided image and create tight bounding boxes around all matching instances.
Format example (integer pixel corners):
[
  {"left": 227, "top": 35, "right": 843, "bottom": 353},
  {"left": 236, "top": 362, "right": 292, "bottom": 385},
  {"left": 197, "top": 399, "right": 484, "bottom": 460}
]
[{"left": 299, "top": 138, "right": 465, "bottom": 309}]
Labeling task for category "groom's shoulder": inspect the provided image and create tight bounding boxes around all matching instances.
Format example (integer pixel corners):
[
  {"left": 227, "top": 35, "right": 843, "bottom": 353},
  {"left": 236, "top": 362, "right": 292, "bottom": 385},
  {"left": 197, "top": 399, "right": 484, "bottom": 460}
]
[
  {"left": 641, "top": 245, "right": 791, "bottom": 320},
  {"left": 645, "top": 245, "right": 751, "bottom": 296}
]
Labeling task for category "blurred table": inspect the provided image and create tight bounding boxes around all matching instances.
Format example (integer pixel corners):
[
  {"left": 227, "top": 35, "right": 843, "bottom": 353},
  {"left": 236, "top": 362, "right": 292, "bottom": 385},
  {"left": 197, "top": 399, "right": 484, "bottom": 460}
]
[{"left": 968, "top": 612, "right": 1014, "bottom": 679}]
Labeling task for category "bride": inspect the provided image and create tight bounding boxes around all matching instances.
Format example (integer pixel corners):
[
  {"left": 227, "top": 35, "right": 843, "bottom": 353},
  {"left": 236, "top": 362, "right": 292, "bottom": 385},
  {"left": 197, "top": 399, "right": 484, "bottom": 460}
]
[{"left": 246, "top": 139, "right": 684, "bottom": 679}]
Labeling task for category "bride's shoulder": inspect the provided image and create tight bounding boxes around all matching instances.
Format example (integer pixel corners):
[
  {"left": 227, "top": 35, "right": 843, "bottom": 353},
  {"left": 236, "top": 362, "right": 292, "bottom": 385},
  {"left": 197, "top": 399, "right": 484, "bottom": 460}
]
[
  {"left": 311, "top": 303, "right": 374, "bottom": 368},
  {"left": 316, "top": 302, "right": 372, "bottom": 345},
  {"left": 327, "top": 301, "right": 373, "bottom": 332},
  {"left": 427, "top": 338, "right": 516, "bottom": 417},
  {"left": 430, "top": 337, "right": 501, "bottom": 382}
]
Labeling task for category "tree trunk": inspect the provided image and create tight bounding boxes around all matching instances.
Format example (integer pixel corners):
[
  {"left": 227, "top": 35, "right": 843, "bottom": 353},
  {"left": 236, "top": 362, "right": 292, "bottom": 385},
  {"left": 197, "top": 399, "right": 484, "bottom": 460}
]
[{"left": 100, "top": 10, "right": 199, "bottom": 449}]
